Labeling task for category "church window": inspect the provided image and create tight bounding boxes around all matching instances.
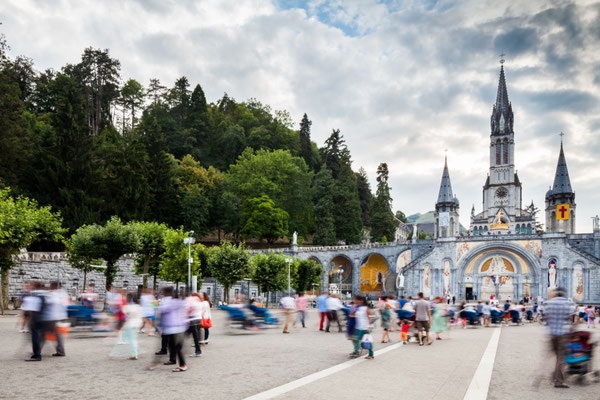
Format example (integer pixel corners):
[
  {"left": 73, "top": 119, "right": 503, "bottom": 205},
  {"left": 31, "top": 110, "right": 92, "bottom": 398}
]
[
  {"left": 503, "top": 139, "right": 509, "bottom": 164},
  {"left": 484, "top": 226, "right": 488, "bottom": 233},
  {"left": 496, "top": 140, "right": 501, "bottom": 164},
  {"left": 526, "top": 224, "right": 532, "bottom": 234},
  {"left": 516, "top": 224, "right": 520, "bottom": 233}
]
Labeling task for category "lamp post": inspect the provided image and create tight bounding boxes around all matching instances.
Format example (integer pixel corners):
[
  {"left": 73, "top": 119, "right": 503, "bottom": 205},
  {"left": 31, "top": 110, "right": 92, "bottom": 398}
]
[
  {"left": 183, "top": 231, "right": 196, "bottom": 292},
  {"left": 285, "top": 258, "right": 293, "bottom": 296},
  {"left": 244, "top": 277, "right": 252, "bottom": 299}
]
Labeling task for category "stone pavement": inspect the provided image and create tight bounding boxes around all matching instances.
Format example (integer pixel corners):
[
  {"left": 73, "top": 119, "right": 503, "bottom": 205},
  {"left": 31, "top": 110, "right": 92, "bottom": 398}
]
[{"left": 1, "top": 310, "right": 598, "bottom": 399}]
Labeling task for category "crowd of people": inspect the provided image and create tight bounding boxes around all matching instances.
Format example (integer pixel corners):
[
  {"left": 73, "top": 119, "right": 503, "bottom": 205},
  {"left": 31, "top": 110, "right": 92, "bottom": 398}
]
[{"left": 18, "top": 281, "right": 213, "bottom": 372}]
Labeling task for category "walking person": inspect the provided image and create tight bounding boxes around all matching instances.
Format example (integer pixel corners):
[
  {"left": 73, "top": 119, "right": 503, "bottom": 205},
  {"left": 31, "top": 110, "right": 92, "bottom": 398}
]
[
  {"left": 326, "top": 294, "right": 343, "bottom": 333},
  {"left": 200, "top": 292, "right": 212, "bottom": 344},
  {"left": 47, "top": 282, "right": 68, "bottom": 357},
  {"left": 24, "top": 282, "right": 48, "bottom": 361},
  {"left": 317, "top": 292, "right": 331, "bottom": 331},
  {"left": 159, "top": 288, "right": 188, "bottom": 372},
  {"left": 431, "top": 297, "right": 449, "bottom": 340},
  {"left": 380, "top": 296, "right": 391, "bottom": 343},
  {"left": 110, "top": 293, "right": 142, "bottom": 360},
  {"left": 349, "top": 295, "right": 374, "bottom": 359},
  {"left": 294, "top": 292, "right": 307, "bottom": 328},
  {"left": 585, "top": 305, "right": 595, "bottom": 328},
  {"left": 185, "top": 293, "right": 203, "bottom": 357},
  {"left": 545, "top": 287, "right": 574, "bottom": 389},
  {"left": 281, "top": 293, "right": 296, "bottom": 333},
  {"left": 140, "top": 289, "right": 156, "bottom": 336},
  {"left": 415, "top": 292, "right": 432, "bottom": 346}
]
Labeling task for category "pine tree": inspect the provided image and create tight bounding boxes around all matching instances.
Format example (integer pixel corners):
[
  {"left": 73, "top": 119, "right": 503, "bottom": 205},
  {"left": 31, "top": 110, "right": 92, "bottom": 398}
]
[
  {"left": 299, "top": 113, "right": 313, "bottom": 169},
  {"left": 370, "top": 163, "right": 399, "bottom": 242},
  {"left": 355, "top": 167, "right": 373, "bottom": 227},
  {"left": 312, "top": 167, "right": 337, "bottom": 245}
]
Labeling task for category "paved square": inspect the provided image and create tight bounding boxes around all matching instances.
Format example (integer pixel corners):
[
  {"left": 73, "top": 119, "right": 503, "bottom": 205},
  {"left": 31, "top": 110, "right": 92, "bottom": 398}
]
[{"left": 1, "top": 310, "right": 598, "bottom": 399}]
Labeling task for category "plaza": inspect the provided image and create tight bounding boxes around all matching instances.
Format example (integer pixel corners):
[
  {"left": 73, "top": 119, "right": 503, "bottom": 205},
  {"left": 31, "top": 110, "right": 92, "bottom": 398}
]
[{"left": 1, "top": 309, "right": 598, "bottom": 399}]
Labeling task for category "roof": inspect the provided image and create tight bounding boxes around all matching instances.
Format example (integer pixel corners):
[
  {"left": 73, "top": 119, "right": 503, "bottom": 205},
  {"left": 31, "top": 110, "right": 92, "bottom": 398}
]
[
  {"left": 490, "top": 65, "right": 514, "bottom": 135},
  {"left": 436, "top": 155, "right": 459, "bottom": 206},
  {"left": 549, "top": 141, "right": 573, "bottom": 196}
]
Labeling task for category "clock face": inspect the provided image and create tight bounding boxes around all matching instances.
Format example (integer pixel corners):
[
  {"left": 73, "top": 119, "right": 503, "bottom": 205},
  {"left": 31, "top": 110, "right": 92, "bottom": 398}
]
[{"left": 496, "top": 187, "right": 508, "bottom": 199}]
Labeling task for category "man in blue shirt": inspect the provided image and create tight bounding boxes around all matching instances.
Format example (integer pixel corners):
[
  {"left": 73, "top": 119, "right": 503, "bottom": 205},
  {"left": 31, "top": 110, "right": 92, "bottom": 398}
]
[
  {"left": 317, "top": 292, "right": 330, "bottom": 331},
  {"left": 545, "top": 287, "right": 574, "bottom": 389}
]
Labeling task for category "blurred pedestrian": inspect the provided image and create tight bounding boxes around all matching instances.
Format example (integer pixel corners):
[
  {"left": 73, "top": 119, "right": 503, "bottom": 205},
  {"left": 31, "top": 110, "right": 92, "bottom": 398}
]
[
  {"left": 431, "top": 296, "right": 448, "bottom": 340},
  {"left": 294, "top": 292, "right": 307, "bottom": 328},
  {"left": 415, "top": 292, "right": 432, "bottom": 346},
  {"left": 158, "top": 287, "right": 188, "bottom": 372},
  {"left": 585, "top": 305, "right": 595, "bottom": 328},
  {"left": 47, "top": 282, "right": 68, "bottom": 357},
  {"left": 140, "top": 289, "right": 156, "bottom": 336},
  {"left": 110, "top": 293, "right": 141, "bottom": 360},
  {"left": 24, "top": 282, "right": 47, "bottom": 361},
  {"left": 19, "top": 281, "right": 34, "bottom": 333},
  {"left": 185, "top": 293, "right": 203, "bottom": 357},
  {"left": 349, "top": 295, "right": 374, "bottom": 359},
  {"left": 380, "top": 296, "right": 391, "bottom": 343},
  {"left": 326, "top": 294, "right": 343, "bottom": 333},
  {"left": 545, "top": 287, "right": 574, "bottom": 389},
  {"left": 200, "top": 292, "right": 212, "bottom": 343},
  {"left": 281, "top": 293, "right": 296, "bottom": 333},
  {"left": 317, "top": 292, "right": 330, "bottom": 331}
]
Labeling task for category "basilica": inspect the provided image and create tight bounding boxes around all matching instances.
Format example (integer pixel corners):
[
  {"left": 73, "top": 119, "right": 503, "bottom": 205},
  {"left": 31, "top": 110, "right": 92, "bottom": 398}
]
[{"left": 417, "top": 63, "right": 599, "bottom": 302}]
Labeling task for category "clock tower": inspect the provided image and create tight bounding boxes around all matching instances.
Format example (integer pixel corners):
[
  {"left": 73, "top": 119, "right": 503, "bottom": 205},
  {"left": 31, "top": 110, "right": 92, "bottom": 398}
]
[{"left": 470, "top": 62, "right": 536, "bottom": 235}]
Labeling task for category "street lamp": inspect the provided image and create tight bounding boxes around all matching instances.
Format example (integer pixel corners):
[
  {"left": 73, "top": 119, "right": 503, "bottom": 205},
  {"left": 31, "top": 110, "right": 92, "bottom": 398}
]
[
  {"left": 285, "top": 258, "right": 293, "bottom": 296},
  {"left": 244, "top": 277, "right": 252, "bottom": 299},
  {"left": 183, "top": 230, "right": 196, "bottom": 292}
]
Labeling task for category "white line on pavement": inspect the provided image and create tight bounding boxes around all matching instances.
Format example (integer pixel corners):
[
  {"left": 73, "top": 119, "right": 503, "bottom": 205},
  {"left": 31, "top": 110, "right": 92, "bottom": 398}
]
[
  {"left": 463, "top": 327, "right": 502, "bottom": 400},
  {"left": 243, "top": 342, "right": 403, "bottom": 400}
]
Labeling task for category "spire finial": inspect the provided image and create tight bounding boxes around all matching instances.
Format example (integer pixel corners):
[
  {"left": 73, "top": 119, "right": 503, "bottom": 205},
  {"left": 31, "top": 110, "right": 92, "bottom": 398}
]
[
  {"left": 559, "top": 131, "right": 565, "bottom": 142},
  {"left": 499, "top": 52, "right": 505, "bottom": 65},
  {"left": 444, "top": 148, "right": 448, "bottom": 167}
]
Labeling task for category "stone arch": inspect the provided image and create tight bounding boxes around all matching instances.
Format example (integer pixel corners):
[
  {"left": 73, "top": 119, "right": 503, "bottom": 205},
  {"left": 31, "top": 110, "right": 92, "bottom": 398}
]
[
  {"left": 327, "top": 254, "right": 353, "bottom": 296},
  {"left": 394, "top": 248, "right": 412, "bottom": 274},
  {"left": 359, "top": 253, "right": 389, "bottom": 296},
  {"left": 456, "top": 242, "right": 543, "bottom": 301}
]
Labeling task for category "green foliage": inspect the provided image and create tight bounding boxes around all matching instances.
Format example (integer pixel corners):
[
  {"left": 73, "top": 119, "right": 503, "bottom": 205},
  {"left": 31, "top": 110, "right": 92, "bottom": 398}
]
[
  {"left": 130, "top": 221, "right": 169, "bottom": 288},
  {"left": 240, "top": 195, "right": 288, "bottom": 244},
  {"left": 250, "top": 252, "right": 290, "bottom": 306},
  {"left": 0, "top": 188, "right": 64, "bottom": 310},
  {"left": 395, "top": 210, "right": 408, "bottom": 223},
  {"left": 370, "top": 163, "right": 399, "bottom": 242},
  {"left": 333, "top": 163, "right": 363, "bottom": 244},
  {"left": 209, "top": 242, "right": 250, "bottom": 303},
  {"left": 227, "top": 148, "right": 312, "bottom": 237},
  {"left": 65, "top": 224, "right": 104, "bottom": 287},
  {"left": 312, "top": 168, "right": 337, "bottom": 246},
  {"left": 158, "top": 228, "right": 203, "bottom": 287},
  {"left": 292, "top": 259, "right": 323, "bottom": 293},
  {"left": 120, "top": 78, "right": 145, "bottom": 130},
  {"left": 355, "top": 167, "right": 373, "bottom": 227}
]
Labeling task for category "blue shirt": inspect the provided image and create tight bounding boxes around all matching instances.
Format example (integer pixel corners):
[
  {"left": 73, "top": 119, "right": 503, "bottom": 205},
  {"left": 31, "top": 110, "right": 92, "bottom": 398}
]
[
  {"left": 545, "top": 296, "right": 574, "bottom": 336},
  {"left": 317, "top": 295, "right": 329, "bottom": 312}
]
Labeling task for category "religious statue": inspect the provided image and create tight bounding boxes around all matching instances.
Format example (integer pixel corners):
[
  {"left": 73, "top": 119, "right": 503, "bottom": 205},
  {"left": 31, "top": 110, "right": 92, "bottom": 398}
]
[
  {"left": 396, "top": 273, "right": 405, "bottom": 289},
  {"left": 443, "top": 260, "right": 451, "bottom": 297},
  {"left": 594, "top": 215, "right": 600, "bottom": 232},
  {"left": 548, "top": 259, "right": 557, "bottom": 289},
  {"left": 292, "top": 231, "right": 298, "bottom": 246},
  {"left": 412, "top": 224, "right": 417, "bottom": 243},
  {"left": 490, "top": 255, "right": 508, "bottom": 275},
  {"left": 423, "top": 265, "right": 431, "bottom": 298}
]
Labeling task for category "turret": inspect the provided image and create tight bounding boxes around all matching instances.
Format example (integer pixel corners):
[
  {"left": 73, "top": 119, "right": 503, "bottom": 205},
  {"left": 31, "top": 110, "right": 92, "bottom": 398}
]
[
  {"left": 435, "top": 155, "right": 460, "bottom": 238},
  {"left": 545, "top": 139, "right": 575, "bottom": 233}
]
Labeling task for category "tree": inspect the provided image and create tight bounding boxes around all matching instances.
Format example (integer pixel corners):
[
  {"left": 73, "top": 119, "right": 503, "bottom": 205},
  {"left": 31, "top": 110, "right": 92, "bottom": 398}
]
[
  {"left": 147, "top": 78, "right": 166, "bottom": 104},
  {"left": 370, "top": 163, "right": 399, "bottom": 242},
  {"left": 395, "top": 210, "right": 408, "bottom": 223},
  {"left": 65, "top": 225, "right": 103, "bottom": 288},
  {"left": 159, "top": 228, "right": 203, "bottom": 290},
  {"left": 333, "top": 165, "right": 363, "bottom": 244},
  {"left": 75, "top": 216, "right": 139, "bottom": 291},
  {"left": 240, "top": 195, "right": 288, "bottom": 244},
  {"left": 120, "top": 79, "right": 145, "bottom": 131},
  {"left": 355, "top": 167, "right": 373, "bottom": 227},
  {"left": 299, "top": 113, "right": 318, "bottom": 170},
  {"left": 250, "top": 252, "right": 289, "bottom": 307},
  {"left": 320, "top": 129, "right": 349, "bottom": 179},
  {"left": 0, "top": 188, "right": 65, "bottom": 312},
  {"left": 130, "top": 221, "right": 169, "bottom": 289},
  {"left": 292, "top": 259, "right": 323, "bottom": 293},
  {"left": 209, "top": 242, "right": 250, "bottom": 303},
  {"left": 312, "top": 168, "right": 337, "bottom": 246},
  {"left": 227, "top": 148, "right": 313, "bottom": 237}
]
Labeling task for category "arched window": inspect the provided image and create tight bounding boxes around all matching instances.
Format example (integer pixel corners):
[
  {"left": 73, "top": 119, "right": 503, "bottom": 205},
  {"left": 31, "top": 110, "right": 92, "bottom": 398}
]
[
  {"left": 516, "top": 224, "right": 520, "bottom": 233},
  {"left": 527, "top": 224, "right": 532, "bottom": 234},
  {"left": 496, "top": 140, "right": 501, "bottom": 164},
  {"left": 503, "top": 138, "right": 509, "bottom": 164},
  {"left": 551, "top": 212, "right": 556, "bottom": 231},
  {"left": 484, "top": 226, "right": 488, "bottom": 234},
  {"left": 473, "top": 227, "right": 479, "bottom": 236}
]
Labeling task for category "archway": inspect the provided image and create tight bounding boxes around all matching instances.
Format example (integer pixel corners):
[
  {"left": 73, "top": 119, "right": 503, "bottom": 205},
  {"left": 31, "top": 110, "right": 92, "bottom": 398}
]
[
  {"left": 328, "top": 255, "right": 352, "bottom": 296},
  {"left": 456, "top": 242, "right": 542, "bottom": 302},
  {"left": 360, "top": 253, "right": 389, "bottom": 297}
]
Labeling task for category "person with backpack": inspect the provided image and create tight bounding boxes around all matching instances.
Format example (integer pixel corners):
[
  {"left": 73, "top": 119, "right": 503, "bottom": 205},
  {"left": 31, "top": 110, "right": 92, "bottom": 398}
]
[{"left": 23, "top": 282, "right": 49, "bottom": 361}]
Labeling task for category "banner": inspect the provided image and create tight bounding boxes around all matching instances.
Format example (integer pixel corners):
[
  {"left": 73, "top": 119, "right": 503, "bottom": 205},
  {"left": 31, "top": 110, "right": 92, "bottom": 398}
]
[{"left": 556, "top": 204, "right": 570, "bottom": 220}]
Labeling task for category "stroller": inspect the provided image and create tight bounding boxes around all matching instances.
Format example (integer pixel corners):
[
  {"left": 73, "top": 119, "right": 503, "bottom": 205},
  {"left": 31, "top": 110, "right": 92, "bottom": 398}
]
[
  {"left": 566, "top": 331, "right": 600, "bottom": 383},
  {"left": 490, "top": 309, "right": 505, "bottom": 324},
  {"left": 509, "top": 309, "right": 522, "bottom": 325},
  {"left": 219, "top": 305, "right": 260, "bottom": 333},
  {"left": 525, "top": 309, "right": 534, "bottom": 322},
  {"left": 248, "top": 304, "right": 279, "bottom": 326},
  {"left": 463, "top": 309, "right": 481, "bottom": 326}
]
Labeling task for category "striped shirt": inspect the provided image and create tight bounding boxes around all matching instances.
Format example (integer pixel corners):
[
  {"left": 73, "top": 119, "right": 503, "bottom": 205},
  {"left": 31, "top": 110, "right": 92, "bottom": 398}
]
[{"left": 544, "top": 296, "right": 574, "bottom": 336}]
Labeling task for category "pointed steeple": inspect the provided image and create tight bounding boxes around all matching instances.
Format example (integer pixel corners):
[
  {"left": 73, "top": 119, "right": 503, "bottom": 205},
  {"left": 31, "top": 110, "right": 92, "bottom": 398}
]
[
  {"left": 490, "top": 65, "right": 514, "bottom": 135},
  {"left": 437, "top": 154, "right": 456, "bottom": 205},
  {"left": 551, "top": 140, "right": 573, "bottom": 195}
]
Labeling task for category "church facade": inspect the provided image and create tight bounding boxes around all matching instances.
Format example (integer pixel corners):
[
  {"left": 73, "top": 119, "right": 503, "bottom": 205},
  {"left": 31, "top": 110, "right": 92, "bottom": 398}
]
[{"left": 403, "top": 64, "right": 599, "bottom": 302}]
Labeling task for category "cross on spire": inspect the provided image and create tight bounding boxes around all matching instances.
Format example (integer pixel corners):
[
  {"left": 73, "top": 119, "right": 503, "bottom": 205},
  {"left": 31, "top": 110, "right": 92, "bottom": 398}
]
[
  {"left": 499, "top": 52, "right": 505, "bottom": 65},
  {"left": 559, "top": 131, "right": 565, "bottom": 142}
]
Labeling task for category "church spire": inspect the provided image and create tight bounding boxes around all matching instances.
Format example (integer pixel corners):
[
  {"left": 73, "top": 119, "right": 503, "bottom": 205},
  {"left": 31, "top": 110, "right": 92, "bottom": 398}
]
[
  {"left": 490, "top": 64, "right": 514, "bottom": 135},
  {"left": 551, "top": 138, "right": 573, "bottom": 195},
  {"left": 436, "top": 154, "right": 456, "bottom": 205}
]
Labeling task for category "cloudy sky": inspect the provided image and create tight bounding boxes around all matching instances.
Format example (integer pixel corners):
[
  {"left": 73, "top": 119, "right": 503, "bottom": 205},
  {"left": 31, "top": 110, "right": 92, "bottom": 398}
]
[{"left": 2, "top": 0, "right": 600, "bottom": 232}]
